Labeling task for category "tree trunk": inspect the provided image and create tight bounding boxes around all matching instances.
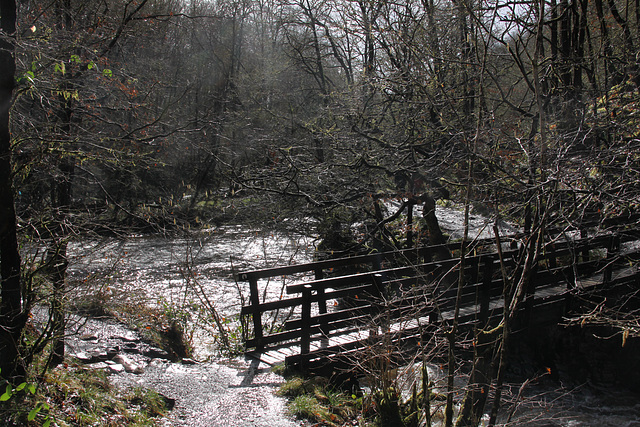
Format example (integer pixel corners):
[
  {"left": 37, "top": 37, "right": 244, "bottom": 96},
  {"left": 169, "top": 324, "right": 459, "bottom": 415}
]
[
  {"left": 422, "top": 194, "right": 451, "bottom": 260},
  {"left": 0, "top": 0, "right": 26, "bottom": 383},
  {"left": 455, "top": 327, "right": 499, "bottom": 427},
  {"left": 45, "top": 58, "right": 76, "bottom": 366},
  {"left": 47, "top": 134, "right": 75, "bottom": 368}
]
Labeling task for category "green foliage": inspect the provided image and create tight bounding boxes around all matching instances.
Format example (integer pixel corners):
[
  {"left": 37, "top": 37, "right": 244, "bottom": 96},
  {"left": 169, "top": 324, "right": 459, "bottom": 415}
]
[
  {"left": 27, "top": 402, "right": 50, "bottom": 425},
  {"left": 277, "top": 376, "right": 307, "bottom": 398},
  {"left": 52, "top": 89, "right": 79, "bottom": 101},
  {"left": 0, "top": 377, "right": 37, "bottom": 403},
  {"left": 16, "top": 70, "right": 35, "bottom": 85},
  {"left": 212, "top": 315, "right": 246, "bottom": 357},
  {"left": 53, "top": 61, "right": 65, "bottom": 75},
  {"left": 28, "top": 366, "right": 168, "bottom": 426},
  {"left": 373, "top": 387, "right": 404, "bottom": 426},
  {"left": 316, "top": 208, "right": 361, "bottom": 259},
  {"left": 155, "top": 297, "right": 194, "bottom": 360},
  {"left": 277, "top": 375, "right": 365, "bottom": 426},
  {"left": 590, "top": 80, "right": 640, "bottom": 139},
  {"left": 125, "top": 387, "right": 171, "bottom": 419},
  {"left": 288, "top": 394, "right": 336, "bottom": 424},
  {"left": 118, "top": 299, "right": 194, "bottom": 361},
  {"left": 0, "top": 368, "right": 54, "bottom": 426}
]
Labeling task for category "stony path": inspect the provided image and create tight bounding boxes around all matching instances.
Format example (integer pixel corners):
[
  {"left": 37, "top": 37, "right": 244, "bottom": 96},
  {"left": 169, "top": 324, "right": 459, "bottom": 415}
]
[
  {"left": 113, "top": 358, "right": 301, "bottom": 427},
  {"left": 64, "top": 314, "right": 301, "bottom": 427}
]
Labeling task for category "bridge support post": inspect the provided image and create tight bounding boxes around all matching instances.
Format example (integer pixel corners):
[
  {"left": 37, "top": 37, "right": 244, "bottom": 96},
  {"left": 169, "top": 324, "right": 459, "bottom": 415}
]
[
  {"left": 479, "top": 256, "right": 494, "bottom": 327},
  {"left": 246, "top": 275, "right": 264, "bottom": 351},
  {"left": 604, "top": 234, "right": 621, "bottom": 286},
  {"left": 301, "top": 284, "right": 312, "bottom": 357}
]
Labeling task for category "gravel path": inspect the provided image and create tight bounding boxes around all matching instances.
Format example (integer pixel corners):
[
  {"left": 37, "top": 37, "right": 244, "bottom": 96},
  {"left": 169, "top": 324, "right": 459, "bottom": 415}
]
[
  {"left": 64, "top": 315, "right": 302, "bottom": 427},
  {"left": 113, "top": 358, "right": 301, "bottom": 427}
]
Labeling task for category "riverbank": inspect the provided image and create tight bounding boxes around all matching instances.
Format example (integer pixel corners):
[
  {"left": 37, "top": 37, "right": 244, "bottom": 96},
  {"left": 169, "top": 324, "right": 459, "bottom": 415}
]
[{"left": 59, "top": 312, "right": 301, "bottom": 427}]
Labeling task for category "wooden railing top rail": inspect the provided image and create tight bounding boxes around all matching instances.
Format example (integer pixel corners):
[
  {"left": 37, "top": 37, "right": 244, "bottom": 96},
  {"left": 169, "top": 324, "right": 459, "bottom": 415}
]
[
  {"left": 249, "top": 233, "right": 617, "bottom": 297},
  {"left": 236, "top": 236, "right": 518, "bottom": 282},
  {"left": 237, "top": 227, "right": 632, "bottom": 283},
  {"left": 239, "top": 232, "right": 619, "bottom": 316}
]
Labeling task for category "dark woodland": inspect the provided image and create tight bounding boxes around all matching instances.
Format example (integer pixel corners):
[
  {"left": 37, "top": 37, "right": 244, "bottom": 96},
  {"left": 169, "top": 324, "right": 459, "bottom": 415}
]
[{"left": 1, "top": 0, "right": 640, "bottom": 425}]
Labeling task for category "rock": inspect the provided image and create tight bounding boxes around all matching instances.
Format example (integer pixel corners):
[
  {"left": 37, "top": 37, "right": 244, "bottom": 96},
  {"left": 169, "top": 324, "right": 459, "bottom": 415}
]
[
  {"left": 181, "top": 358, "right": 198, "bottom": 365},
  {"left": 122, "top": 342, "right": 141, "bottom": 354},
  {"left": 113, "top": 354, "right": 145, "bottom": 374},
  {"left": 113, "top": 353, "right": 132, "bottom": 364},
  {"left": 73, "top": 351, "right": 91, "bottom": 362},
  {"left": 116, "top": 335, "right": 138, "bottom": 342},
  {"left": 87, "top": 362, "right": 110, "bottom": 370},
  {"left": 144, "top": 347, "right": 170, "bottom": 360},
  {"left": 108, "top": 363, "right": 125, "bottom": 373},
  {"left": 106, "top": 347, "right": 120, "bottom": 360},
  {"left": 79, "top": 334, "right": 98, "bottom": 341},
  {"left": 96, "top": 350, "right": 111, "bottom": 362}
]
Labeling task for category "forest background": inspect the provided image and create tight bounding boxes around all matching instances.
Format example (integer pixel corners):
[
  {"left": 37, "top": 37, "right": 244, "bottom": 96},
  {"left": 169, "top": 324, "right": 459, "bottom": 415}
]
[{"left": 1, "top": 0, "right": 640, "bottom": 424}]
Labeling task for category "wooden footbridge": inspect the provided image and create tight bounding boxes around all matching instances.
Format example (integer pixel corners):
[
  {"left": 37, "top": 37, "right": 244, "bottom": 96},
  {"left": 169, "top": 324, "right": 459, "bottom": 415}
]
[{"left": 239, "top": 222, "right": 640, "bottom": 371}]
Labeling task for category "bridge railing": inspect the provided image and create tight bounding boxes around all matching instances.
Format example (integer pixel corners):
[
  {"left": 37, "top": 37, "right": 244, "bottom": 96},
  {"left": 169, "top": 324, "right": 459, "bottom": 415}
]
[
  {"left": 238, "top": 230, "right": 638, "bottom": 367},
  {"left": 238, "top": 237, "right": 516, "bottom": 359}
]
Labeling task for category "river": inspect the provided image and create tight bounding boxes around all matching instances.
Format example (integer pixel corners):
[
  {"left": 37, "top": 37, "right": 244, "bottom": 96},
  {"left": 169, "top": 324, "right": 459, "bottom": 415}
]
[{"left": 60, "top": 206, "right": 640, "bottom": 426}]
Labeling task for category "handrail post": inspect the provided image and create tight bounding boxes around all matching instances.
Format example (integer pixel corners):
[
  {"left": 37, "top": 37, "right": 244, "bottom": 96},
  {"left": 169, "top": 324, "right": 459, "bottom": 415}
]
[
  {"left": 604, "top": 234, "right": 621, "bottom": 286},
  {"left": 548, "top": 242, "right": 557, "bottom": 269},
  {"left": 315, "top": 268, "right": 329, "bottom": 348},
  {"left": 580, "top": 228, "right": 589, "bottom": 262},
  {"left": 301, "top": 284, "right": 312, "bottom": 357},
  {"left": 479, "top": 255, "right": 493, "bottom": 326},
  {"left": 372, "top": 252, "right": 382, "bottom": 271},
  {"left": 522, "top": 264, "right": 538, "bottom": 329},
  {"left": 315, "top": 268, "right": 327, "bottom": 319},
  {"left": 372, "top": 273, "right": 387, "bottom": 334},
  {"left": 245, "top": 274, "right": 263, "bottom": 351}
]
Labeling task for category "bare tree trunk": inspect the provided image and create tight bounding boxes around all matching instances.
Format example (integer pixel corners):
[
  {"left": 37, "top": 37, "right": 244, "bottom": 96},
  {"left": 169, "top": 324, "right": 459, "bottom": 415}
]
[
  {"left": 0, "top": 0, "right": 26, "bottom": 383},
  {"left": 456, "top": 327, "right": 499, "bottom": 426},
  {"left": 48, "top": 61, "right": 75, "bottom": 369},
  {"left": 445, "top": 156, "right": 473, "bottom": 427}
]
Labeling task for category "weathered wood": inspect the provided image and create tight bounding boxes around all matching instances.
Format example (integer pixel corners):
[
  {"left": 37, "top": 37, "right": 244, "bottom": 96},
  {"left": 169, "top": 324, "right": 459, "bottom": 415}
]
[
  {"left": 604, "top": 234, "right": 621, "bottom": 285},
  {"left": 300, "top": 285, "right": 312, "bottom": 356},
  {"left": 479, "top": 257, "right": 495, "bottom": 326},
  {"left": 315, "top": 268, "right": 328, "bottom": 337},
  {"left": 240, "top": 295, "right": 304, "bottom": 315},
  {"left": 247, "top": 276, "right": 263, "bottom": 350}
]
